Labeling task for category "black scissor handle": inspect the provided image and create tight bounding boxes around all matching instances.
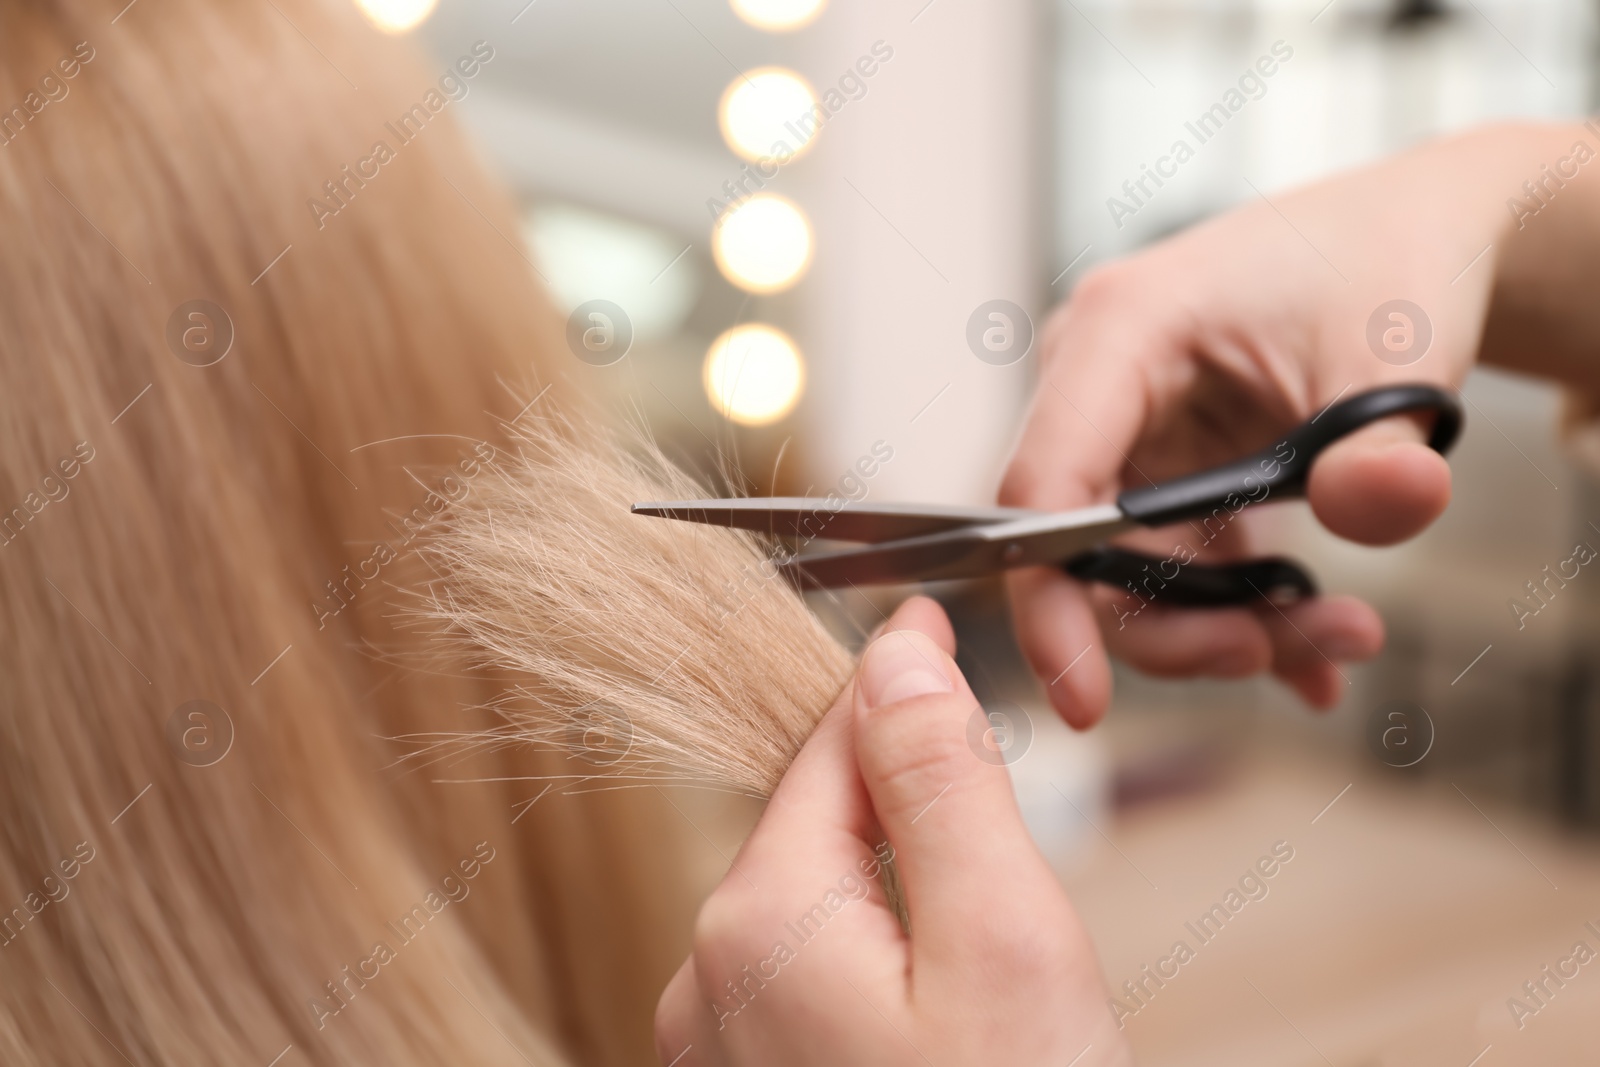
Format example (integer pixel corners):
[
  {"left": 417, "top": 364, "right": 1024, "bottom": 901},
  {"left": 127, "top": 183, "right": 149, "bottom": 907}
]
[
  {"left": 1115, "top": 384, "right": 1462, "bottom": 528},
  {"left": 1063, "top": 546, "right": 1317, "bottom": 608}
]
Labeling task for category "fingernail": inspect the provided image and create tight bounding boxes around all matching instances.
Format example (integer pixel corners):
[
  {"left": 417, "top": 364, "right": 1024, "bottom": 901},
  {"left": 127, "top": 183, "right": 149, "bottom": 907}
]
[{"left": 857, "top": 632, "right": 954, "bottom": 711}]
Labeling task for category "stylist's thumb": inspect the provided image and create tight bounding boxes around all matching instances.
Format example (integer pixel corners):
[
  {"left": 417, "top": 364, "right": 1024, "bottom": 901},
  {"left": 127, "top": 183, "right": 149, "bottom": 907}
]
[{"left": 852, "top": 628, "right": 1064, "bottom": 966}]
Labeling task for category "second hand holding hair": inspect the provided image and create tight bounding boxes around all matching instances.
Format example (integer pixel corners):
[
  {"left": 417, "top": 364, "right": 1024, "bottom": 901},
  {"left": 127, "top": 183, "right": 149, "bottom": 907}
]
[{"left": 655, "top": 596, "right": 1133, "bottom": 1067}]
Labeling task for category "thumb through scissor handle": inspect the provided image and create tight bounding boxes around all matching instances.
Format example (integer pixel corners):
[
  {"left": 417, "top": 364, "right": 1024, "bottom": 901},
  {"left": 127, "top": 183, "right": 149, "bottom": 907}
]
[
  {"left": 1066, "top": 384, "right": 1462, "bottom": 607},
  {"left": 1114, "top": 384, "right": 1462, "bottom": 528}
]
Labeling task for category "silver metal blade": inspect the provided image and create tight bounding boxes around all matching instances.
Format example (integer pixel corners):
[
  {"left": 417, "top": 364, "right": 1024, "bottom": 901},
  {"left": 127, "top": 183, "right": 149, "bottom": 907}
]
[
  {"left": 781, "top": 504, "right": 1134, "bottom": 588},
  {"left": 631, "top": 497, "right": 1036, "bottom": 544}
]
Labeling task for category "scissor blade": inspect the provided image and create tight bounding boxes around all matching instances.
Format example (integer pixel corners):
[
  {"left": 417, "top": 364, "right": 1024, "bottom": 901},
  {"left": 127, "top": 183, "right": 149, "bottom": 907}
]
[
  {"left": 631, "top": 497, "right": 1036, "bottom": 544},
  {"left": 782, "top": 504, "right": 1134, "bottom": 588}
]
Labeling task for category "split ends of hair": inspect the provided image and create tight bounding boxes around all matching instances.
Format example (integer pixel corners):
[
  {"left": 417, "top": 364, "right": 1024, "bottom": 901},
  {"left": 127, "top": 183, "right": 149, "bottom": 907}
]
[{"left": 414, "top": 410, "right": 855, "bottom": 798}]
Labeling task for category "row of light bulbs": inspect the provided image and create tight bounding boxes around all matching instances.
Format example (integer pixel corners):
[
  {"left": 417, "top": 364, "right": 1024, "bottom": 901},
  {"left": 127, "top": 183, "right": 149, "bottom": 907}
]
[
  {"left": 351, "top": 0, "right": 824, "bottom": 47},
  {"left": 704, "top": 0, "right": 826, "bottom": 426},
  {"left": 351, "top": 0, "right": 823, "bottom": 42},
  {"left": 352, "top": 0, "right": 438, "bottom": 33},
  {"left": 349, "top": 0, "right": 823, "bottom": 427}
]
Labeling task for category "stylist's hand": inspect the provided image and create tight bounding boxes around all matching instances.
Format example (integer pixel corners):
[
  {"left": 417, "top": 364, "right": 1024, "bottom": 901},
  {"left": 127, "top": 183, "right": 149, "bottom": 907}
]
[
  {"left": 1000, "top": 124, "right": 1573, "bottom": 725},
  {"left": 656, "top": 597, "right": 1131, "bottom": 1067}
]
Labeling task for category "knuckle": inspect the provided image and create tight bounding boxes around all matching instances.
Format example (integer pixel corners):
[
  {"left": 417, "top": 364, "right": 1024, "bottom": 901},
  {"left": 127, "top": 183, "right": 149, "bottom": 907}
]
[
  {"left": 997, "top": 462, "right": 1042, "bottom": 508},
  {"left": 655, "top": 960, "right": 708, "bottom": 1063},
  {"left": 689, "top": 884, "right": 766, "bottom": 978},
  {"left": 653, "top": 992, "right": 688, "bottom": 1064},
  {"left": 1064, "top": 262, "right": 1133, "bottom": 315}
]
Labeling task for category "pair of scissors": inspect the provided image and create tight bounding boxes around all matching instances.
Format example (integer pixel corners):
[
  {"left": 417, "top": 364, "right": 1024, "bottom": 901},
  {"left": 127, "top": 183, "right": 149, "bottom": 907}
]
[{"left": 633, "top": 384, "right": 1462, "bottom": 607}]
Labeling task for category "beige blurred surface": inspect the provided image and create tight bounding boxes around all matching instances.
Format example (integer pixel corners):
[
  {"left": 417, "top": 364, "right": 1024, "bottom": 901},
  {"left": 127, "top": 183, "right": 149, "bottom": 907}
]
[{"left": 1062, "top": 748, "right": 1600, "bottom": 1067}]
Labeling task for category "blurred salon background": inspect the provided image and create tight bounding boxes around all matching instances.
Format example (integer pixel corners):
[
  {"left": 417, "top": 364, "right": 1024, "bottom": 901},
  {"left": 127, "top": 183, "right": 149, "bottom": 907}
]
[{"left": 385, "top": 0, "right": 1600, "bottom": 1061}]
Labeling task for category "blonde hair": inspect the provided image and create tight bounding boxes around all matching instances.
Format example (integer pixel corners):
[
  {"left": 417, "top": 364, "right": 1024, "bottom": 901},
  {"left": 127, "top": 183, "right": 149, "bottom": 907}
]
[
  {"left": 0, "top": 1, "right": 851, "bottom": 1063},
  {"left": 415, "top": 417, "right": 854, "bottom": 798}
]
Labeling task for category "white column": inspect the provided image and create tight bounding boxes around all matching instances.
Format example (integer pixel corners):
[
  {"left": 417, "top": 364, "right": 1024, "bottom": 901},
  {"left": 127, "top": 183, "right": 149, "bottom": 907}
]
[{"left": 794, "top": 0, "right": 1039, "bottom": 505}]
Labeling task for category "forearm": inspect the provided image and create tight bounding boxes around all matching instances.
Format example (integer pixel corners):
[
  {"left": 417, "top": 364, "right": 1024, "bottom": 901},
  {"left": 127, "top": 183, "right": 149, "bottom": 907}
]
[{"left": 1476, "top": 121, "right": 1600, "bottom": 391}]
